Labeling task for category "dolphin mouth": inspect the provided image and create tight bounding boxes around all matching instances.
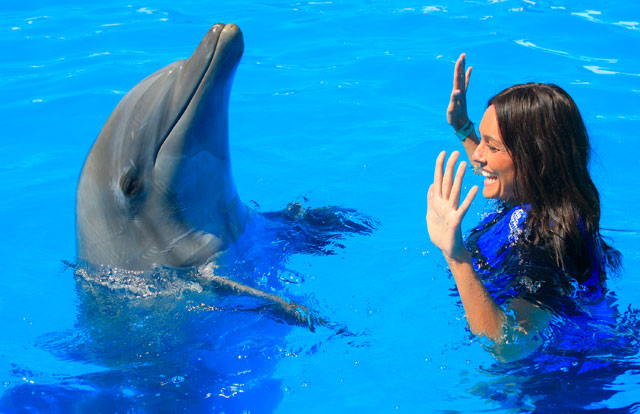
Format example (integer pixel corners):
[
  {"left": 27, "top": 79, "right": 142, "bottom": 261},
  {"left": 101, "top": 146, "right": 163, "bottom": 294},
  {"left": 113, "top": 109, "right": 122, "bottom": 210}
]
[
  {"left": 152, "top": 23, "right": 243, "bottom": 166},
  {"left": 193, "top": 23, "right": 243, "bottom": 96}
]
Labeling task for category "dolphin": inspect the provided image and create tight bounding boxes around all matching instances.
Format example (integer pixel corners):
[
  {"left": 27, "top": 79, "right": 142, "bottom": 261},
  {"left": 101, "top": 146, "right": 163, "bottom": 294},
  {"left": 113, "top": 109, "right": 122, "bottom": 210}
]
[
  {"left": 75, "top": 23, "right": 375, "bottom": 329},
  {"left": 76, "top": 23, "right": 248, "bottom": 271}
]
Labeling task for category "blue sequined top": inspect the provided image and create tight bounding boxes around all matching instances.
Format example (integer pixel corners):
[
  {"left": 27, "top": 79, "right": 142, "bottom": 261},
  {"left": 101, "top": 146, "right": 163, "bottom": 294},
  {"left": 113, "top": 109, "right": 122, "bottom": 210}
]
[{"left": 464, "top": 203, "right": 606, "bottom": 313}]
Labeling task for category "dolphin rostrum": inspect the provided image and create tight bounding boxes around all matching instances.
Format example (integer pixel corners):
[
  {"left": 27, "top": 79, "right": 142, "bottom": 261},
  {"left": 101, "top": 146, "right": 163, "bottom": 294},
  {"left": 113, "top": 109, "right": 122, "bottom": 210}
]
[{"left": 76, "top": 23, "right": 248, "bottom": 271}]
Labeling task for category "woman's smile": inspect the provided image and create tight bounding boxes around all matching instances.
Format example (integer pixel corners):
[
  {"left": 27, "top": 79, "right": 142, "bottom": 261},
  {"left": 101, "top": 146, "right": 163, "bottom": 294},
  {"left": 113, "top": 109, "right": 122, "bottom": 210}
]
[{"left": 480, "top": 169, "right": 498, "bottom": 184}]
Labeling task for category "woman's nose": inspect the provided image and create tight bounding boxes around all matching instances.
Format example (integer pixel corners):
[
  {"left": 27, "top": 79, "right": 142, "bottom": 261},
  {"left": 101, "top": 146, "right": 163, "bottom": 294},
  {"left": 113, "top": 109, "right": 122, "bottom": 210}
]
[{"left": 472, "top": 141, "right": 485, "bottom": 164}]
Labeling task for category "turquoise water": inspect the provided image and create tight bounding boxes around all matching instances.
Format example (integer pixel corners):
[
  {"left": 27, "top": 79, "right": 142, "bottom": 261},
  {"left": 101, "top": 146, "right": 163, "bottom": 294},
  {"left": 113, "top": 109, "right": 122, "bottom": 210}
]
[{"left": 1, "top": 0, "right": 640, "bottom": 412}]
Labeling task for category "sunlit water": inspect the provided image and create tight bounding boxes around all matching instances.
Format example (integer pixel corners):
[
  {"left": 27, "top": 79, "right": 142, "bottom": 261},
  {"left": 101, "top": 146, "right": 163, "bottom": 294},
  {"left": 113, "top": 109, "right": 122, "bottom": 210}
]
[{"left": 1, "top": 1, "right": 639, "bottom": 412}]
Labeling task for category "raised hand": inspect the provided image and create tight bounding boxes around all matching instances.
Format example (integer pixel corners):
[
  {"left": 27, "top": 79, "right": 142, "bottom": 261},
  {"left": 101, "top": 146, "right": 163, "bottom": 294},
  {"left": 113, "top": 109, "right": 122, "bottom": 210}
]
[
  {"left": 426, "top": 151, "right": 478, "bottom": 262},
  {"left": 446, "top": 53, "right": 472, "bottom": 131}
]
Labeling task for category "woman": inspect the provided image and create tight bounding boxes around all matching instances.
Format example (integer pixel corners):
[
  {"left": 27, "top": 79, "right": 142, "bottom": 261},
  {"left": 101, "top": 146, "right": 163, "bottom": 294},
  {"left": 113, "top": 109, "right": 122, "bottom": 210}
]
[{"left": 427, "top": 53, "right": 621, "bottom": 342}]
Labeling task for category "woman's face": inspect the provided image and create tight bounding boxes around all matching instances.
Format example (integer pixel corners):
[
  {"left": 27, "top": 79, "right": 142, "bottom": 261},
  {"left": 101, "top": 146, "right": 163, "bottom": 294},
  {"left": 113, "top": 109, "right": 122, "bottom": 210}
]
[{"left": 472, "top": 105, "right": 516, "bottom": 200}]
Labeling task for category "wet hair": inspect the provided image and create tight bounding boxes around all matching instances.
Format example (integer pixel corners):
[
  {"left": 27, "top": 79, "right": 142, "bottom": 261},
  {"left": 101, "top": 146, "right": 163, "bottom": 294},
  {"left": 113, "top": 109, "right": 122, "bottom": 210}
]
[{"left": 488, "top": 83, "right": 621, "bottom": 283}]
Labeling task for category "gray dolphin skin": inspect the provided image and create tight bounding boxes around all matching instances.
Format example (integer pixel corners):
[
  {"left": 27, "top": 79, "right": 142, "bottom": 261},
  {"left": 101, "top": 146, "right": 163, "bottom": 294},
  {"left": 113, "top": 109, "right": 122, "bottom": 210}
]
[{"left": 76, "top": 23, "right": 248, "bottom": 271}]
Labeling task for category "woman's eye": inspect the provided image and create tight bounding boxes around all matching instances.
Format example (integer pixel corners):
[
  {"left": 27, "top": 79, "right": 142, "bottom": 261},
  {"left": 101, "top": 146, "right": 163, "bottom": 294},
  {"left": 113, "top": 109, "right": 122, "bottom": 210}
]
[{"left": 480, "top": 138, "right": 503, "bottom": 152}]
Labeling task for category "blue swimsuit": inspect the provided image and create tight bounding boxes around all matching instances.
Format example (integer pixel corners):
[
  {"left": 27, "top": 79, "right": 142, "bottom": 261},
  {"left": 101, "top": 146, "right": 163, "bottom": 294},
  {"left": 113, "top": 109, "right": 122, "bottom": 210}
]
[{"left": 464, "top": 203, "right": 606, "bottom": 312}]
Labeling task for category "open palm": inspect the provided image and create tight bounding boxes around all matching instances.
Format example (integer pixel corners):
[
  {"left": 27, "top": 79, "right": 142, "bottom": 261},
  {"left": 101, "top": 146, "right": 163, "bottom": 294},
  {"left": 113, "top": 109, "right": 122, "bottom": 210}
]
[
  {"left": 446, "top": 53, "right": 472, "bottom": 130},
  {"left": 426, "top": 151, "right": 478, "bottom": 261}
]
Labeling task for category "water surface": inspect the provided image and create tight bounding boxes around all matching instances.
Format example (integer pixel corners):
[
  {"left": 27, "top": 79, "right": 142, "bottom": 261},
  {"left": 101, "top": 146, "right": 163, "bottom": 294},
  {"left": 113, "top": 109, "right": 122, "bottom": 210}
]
[{"left": 1, "top": 1, "right": 639, "bottom": 412}]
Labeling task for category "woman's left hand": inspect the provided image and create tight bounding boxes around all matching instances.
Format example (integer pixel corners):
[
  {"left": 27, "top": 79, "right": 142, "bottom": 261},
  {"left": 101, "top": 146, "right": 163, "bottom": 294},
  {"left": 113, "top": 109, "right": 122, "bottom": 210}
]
[
  {"left": 427, "top": 151, "right": 478, "bottom": 262},
  {"left": 447, "top": 53, "right": 472, "bottom": 131}
]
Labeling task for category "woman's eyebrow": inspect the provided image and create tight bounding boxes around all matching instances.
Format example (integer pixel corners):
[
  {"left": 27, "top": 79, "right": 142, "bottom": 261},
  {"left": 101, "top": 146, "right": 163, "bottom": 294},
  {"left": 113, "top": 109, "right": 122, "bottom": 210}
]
[{"left": 481, "top": 134, "right": 503, "bottom": 145}]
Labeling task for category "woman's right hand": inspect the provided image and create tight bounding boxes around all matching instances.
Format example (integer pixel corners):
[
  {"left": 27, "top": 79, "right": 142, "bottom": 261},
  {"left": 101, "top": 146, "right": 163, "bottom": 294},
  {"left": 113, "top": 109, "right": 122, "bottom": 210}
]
[
  {"left": 426, "top": 151, "right": 478, "bottom": 263},
  {"left": 446, "top": 53, "right": 472, "bottom": 131}
]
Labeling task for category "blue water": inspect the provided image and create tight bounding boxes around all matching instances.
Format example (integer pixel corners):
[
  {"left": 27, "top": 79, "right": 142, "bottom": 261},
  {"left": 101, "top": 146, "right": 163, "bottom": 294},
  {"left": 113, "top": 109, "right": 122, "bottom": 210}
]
[{"left": 1, "top": 0, "right": 640, "bottom": 412}]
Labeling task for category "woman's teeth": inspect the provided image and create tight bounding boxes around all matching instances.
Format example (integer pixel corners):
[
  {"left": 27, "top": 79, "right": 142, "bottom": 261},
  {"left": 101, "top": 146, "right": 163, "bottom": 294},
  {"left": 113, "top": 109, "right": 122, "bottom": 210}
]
[
  {"left": 481, "top": 170, "right": 498, "bottom": 183},
  {"left": 471, "top": 166, "right": 498, "bottom": 183}
]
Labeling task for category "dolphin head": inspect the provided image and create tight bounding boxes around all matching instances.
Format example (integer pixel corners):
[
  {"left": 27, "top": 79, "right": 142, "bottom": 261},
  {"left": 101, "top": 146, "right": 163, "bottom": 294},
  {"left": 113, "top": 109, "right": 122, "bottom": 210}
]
[{"left": 77, "top": 23, "right": 248, "bottom": 270}]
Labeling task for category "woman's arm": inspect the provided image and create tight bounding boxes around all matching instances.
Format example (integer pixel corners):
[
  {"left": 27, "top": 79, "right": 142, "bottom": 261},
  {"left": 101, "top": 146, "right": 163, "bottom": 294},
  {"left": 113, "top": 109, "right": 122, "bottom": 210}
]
[
  {"left": 446, "top": 54, "right": 480, "bottom": 163},
  {"left": 445, "top": 252, "right": 507, "bottom": 341},
  {"left": 426, "top": 151, "right": 504, "bottom": 340},
  {"left": 427, "top": 151, "right": 551, "bottom": 344}
]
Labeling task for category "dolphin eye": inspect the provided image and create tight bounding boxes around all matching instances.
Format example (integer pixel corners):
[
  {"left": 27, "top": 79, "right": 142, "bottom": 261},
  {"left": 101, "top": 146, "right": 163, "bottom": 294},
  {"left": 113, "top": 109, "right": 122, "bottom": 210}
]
[{"left": 120, "top": 167, "right": 143, "bottom": 198}]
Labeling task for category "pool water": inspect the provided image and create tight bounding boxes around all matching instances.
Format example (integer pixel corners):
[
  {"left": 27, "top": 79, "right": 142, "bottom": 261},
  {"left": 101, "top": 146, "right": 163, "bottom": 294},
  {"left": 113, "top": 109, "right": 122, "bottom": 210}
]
[{"left": 1, "top": 0, "right": 640, "bottom": 412}]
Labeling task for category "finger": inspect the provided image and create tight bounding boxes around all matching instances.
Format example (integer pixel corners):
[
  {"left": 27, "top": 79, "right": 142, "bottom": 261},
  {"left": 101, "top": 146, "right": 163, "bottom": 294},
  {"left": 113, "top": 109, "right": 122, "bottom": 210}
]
[
  {"left": 451, "top": 89, "right": 462, "bottom": 105},
  {"left": 457, "top": 185, "right": 479, "bottom": 220},
  {"left": 448, "top": 90, "right": 462, "bottom": 113},
  {"left": 442, "top": 151, "right": 459, "bottom": 200},
  {"left": 448, "top": 89, "right": 459, "bottom": 105},
  {"left": 458, "top": 54, "right": 466, "bottom": 89},
  {"left": 434, "top": 151, "right": 446, "bottom": 197},
  {"left": 452, "top": 55, "right": 462, "bottom": 91},
  {"left": 449, "top": 161, "right": 467, "bottom": 208},
  {"left": 465, "top": 66, "right": 472, "bottom": 93}
]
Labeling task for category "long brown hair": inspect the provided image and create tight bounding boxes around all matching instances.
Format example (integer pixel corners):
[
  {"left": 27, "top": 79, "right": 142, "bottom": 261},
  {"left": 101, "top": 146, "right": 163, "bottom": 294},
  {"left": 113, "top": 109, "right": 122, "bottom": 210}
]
[{"left": 489, "top": 83, "right": 621, "bottom": 282}]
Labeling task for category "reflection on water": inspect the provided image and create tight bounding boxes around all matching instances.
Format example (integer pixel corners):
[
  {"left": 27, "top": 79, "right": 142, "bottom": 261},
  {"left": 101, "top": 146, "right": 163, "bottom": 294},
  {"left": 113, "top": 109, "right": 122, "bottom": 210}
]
[
  {"left": 471, "top": 297, "right": 640, "bottom": 413},
  {"left": 0, "top": 205, "right": 376, "bottom": 412}
]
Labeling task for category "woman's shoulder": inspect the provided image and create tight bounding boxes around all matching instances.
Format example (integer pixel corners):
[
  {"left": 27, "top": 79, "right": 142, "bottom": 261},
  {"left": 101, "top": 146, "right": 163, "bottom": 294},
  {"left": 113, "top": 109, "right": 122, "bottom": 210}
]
[
  {"left": 506, "top": 204, "right": 529, "bottom": 243},
  {"left": 471, "top": 202, "right": 529, "bottom": 243}
]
